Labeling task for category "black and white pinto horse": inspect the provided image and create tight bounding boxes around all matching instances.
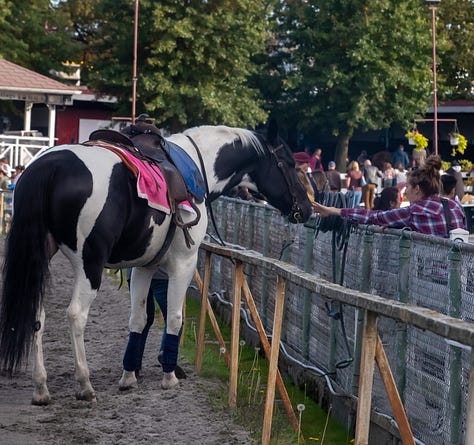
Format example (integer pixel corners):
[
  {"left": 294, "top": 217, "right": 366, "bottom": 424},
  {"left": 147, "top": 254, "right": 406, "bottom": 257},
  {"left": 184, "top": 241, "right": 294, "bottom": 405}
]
[{"left": 0, "top": 123, "right": 312, "bottom": 405}]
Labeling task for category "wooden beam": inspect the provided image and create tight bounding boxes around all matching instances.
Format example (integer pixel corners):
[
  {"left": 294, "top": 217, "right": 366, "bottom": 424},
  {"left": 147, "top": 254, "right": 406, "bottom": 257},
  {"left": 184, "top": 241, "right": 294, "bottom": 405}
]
[
  {"left": 262, "top": 275, "right": 286, "bottom": 445},
  {"left": 242, "top": 279, "right": 302, "bottom": 439},
  {"left": 375, "top": 335, "right": 415, "bottom": 445},
  {"left": 355, "top": 310, "right": 378, "bottom": 445},
  {"left": 194, "top": 270, "right": 230, "bottom": 367},
  {"left": 195, "top": 251, "right": 211, "bottom": 374},
  {"left": 229, "top": 261, "right": 244, "bottom": 407}
]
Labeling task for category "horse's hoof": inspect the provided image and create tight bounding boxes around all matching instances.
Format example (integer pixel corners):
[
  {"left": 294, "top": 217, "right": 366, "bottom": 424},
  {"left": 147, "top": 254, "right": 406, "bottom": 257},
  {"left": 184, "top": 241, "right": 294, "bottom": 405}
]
[
  {"left": 32, "top": 385, "right": 51, "bottom": 405},
  {"left": 31, "top": 393, "right": 51, "bottom": 406},
  {"left": 161, "top": 372, "right": 179, "bottom": 390},
  {"left": 75, "top": 389, "right": 97, "bottom": 402},
  {"left": 119, "top": 371, "right": 138, "bottom": 391}
]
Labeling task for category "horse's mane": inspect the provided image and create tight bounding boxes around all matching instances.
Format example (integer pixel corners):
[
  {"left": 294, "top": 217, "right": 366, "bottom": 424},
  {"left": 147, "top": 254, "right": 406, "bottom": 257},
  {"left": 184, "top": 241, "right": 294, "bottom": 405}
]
[{"left": 183, "top": 126, "right": 266, "bottom": 157}]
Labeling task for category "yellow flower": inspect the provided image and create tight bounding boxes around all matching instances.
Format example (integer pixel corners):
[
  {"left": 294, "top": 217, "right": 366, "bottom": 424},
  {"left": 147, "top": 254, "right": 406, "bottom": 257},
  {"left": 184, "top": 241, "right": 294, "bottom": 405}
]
[
  {"left": 450, "top": 133, "right": 468, "bottom": 157},
  {"left": 405, "top": 131, "right": 428, "bottom": 151}
]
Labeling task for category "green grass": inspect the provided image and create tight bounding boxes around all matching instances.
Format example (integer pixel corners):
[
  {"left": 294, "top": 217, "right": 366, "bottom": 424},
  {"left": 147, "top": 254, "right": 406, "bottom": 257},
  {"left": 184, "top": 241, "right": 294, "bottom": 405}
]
[{"left": 178, "top": 296, "right": 354, "bottom": 445}]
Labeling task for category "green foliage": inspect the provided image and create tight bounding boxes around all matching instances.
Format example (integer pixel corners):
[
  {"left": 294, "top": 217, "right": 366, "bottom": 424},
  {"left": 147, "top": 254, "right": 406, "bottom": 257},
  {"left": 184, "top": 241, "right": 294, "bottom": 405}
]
[
  {"left": 438, "top": 0, "right": 474, "bottom": 100},
  {"left": 0, "top": 0, "right": 79, "bottom": 75},
  {"left": 459, "top": 159, "right": 472, "bottom": 173},
  {"left": 270, "top": 0, "right": 438, "bottom": 167},
  {"left": 84, "top": 0, "right": 270, "bottom": 131}
]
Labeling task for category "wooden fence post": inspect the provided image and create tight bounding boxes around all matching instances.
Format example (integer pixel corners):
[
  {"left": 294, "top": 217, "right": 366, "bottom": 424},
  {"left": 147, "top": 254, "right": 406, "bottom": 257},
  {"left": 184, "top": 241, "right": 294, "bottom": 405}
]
[
  {"left": 229, "top": 260, "right": 244, "bottom": 407},
  {"left": 262, "top": 274, "right": 286, "bottom": 445},
  {"left": 355, "top": 310, "right": 378, "bottom": 445},
  {"left": 195, "top": 251, "right": 211, "bottom": 374}
]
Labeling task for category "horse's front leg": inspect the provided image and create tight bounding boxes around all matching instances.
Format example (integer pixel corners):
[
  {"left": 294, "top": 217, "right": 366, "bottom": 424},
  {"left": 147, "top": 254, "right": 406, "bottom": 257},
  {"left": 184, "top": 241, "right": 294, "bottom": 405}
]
[
  {"left": 119, "top": 267, "right": 153, "bottom": 390},
  {"left": 31, "top": 306, "right": 50, "bottom": 405},
  {"left": 67, "top": 277, "right": 98, "bottom": 402}
]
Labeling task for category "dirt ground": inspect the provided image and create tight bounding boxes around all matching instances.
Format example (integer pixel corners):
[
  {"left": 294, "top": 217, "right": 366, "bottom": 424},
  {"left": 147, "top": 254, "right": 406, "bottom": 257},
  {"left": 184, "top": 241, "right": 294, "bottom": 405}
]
[{"left": 0, "top": 243, "right": 254, "bottom": 445}]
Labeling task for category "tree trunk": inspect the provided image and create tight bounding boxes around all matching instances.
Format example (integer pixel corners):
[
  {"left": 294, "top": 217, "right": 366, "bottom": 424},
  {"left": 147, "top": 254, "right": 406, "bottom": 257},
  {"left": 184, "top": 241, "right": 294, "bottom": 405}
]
[{"left": 334, "top": 130, "right": 352, "bottom": 172}]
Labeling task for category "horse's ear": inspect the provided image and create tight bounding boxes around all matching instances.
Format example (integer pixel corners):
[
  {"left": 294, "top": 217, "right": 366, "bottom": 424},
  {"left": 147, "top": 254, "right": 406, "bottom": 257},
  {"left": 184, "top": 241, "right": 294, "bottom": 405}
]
[{"left": 266, "top": 118, "right": 279, "bottom": 145}]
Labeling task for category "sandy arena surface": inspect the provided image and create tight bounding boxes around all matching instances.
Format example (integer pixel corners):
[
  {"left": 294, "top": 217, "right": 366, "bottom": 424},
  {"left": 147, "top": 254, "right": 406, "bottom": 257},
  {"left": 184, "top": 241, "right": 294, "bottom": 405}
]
[{"left": 0, "top": 243, "right": 254, "bottom": 444}]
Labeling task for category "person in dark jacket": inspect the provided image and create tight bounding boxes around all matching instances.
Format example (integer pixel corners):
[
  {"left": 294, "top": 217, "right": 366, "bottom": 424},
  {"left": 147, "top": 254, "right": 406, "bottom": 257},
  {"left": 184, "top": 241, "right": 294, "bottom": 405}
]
[
  {"left": 325, "top": 161, "right": 341, "bottom": 192},
  {"left": 391, "top": 145, "right": 410, "bottom": 170}
]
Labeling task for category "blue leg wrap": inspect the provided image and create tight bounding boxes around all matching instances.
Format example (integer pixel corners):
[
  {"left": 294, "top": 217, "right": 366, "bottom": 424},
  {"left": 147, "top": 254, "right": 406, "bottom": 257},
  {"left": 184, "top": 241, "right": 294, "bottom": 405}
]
[
  {"left": 161, "top": 333, "right": 180, "bottom": 373},
  {"left": 123, "top": 332, "right": 142, "bottom": 372}
]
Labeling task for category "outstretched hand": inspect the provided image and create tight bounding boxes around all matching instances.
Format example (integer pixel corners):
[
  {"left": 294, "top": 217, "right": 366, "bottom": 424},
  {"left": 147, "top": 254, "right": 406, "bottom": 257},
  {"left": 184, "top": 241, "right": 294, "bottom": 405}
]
[{"left": 312, "top": 202, "right": 342, "bottom": 217}]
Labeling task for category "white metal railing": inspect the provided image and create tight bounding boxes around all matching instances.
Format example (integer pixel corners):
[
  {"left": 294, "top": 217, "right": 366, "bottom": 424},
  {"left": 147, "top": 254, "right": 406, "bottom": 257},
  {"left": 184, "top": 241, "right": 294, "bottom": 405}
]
[{"left": 0, "top": 134, "right": 52, "bottom": 167}]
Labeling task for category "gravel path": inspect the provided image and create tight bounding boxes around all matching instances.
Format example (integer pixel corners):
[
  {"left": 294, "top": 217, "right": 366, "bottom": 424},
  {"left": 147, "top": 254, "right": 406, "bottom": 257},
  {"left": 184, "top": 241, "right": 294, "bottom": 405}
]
[{"left": 0, "top": 243, "right": 254, "bottom": 444}]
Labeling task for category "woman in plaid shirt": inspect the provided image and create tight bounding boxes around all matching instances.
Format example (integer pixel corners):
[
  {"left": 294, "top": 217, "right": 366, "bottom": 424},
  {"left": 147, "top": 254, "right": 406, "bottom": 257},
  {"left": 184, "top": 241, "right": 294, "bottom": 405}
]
[{"left": 314, "top": 155, "right": 466, "bottom": 238}]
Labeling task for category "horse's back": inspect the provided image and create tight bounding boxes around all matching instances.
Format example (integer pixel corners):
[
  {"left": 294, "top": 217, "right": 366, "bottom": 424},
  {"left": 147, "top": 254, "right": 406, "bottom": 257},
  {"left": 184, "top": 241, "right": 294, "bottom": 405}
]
[{"left": 15, "top": 145, "right": 166, "bottom": 272}]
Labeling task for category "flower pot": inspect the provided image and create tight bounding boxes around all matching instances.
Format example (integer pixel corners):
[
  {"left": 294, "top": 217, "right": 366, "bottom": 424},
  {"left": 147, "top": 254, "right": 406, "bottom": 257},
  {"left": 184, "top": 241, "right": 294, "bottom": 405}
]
[
  {"left": 450, "top": 136, "right": 459, "bottom": 146},
  {"left": 408, "top": 138, "right": 415, "bottom": 146}
]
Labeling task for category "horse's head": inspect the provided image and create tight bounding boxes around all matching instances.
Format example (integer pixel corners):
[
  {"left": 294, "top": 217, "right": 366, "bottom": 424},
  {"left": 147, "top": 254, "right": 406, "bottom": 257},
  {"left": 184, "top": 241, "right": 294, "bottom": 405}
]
[
  {"left": 193, "top": 123, "right": 312, "bottom": 223},
  {"left": 248, "top": 122, "right": 313, "bottom": 224}
]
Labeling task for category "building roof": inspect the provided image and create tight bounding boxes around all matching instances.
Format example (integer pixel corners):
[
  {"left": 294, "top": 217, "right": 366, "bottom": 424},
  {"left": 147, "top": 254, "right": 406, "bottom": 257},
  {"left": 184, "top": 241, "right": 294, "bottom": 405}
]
[
  {"left": 0, "top": 58, "right": 80, "bottom": 95},
  {"left": 437, "top": 100, "right": 474, "bottom": 114}
]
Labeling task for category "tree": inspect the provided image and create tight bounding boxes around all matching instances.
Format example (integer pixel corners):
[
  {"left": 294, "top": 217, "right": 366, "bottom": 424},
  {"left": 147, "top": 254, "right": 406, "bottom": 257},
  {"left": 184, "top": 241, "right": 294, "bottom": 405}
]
[
  {"left": 271, "top": 0, "right": 438, "bottom": 169},
  {"left": 0, "top": 0, "right": 79, "bottom": 75},
  {"left": 437, "top": 0, "right": 474, "bottom": 100},
  {"left": 84, "top": 0, "right": 271, "bottom": 132}
]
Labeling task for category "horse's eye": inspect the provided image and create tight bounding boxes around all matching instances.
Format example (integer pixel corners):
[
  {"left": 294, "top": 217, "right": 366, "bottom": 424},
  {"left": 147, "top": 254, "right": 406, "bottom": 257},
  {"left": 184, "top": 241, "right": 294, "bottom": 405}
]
[{"left": 277, "top": 162, "right": 283, "bottom": 167}]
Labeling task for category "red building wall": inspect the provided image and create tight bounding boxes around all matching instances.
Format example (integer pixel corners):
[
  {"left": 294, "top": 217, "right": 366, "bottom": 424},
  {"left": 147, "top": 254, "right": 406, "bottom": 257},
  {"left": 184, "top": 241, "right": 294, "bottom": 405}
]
[{"left": 56, "top": 107, "right": 113, "bottom": 145}]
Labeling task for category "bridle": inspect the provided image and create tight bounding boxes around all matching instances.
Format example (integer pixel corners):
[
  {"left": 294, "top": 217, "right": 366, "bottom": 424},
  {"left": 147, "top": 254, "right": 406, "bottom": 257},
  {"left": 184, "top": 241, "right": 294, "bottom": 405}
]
[{"left": 268, "top": 143, "right": 306, "bottom": 223}]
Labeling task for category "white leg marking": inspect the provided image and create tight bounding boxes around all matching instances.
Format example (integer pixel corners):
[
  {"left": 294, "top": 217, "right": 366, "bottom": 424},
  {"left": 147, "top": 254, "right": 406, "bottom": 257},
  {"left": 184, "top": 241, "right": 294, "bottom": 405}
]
[
  {"left": 66, "top": 266, "right": 98, "bottom": 402},
  {"left": 31, "top": 307, "right": 50, "bottom": 405}
]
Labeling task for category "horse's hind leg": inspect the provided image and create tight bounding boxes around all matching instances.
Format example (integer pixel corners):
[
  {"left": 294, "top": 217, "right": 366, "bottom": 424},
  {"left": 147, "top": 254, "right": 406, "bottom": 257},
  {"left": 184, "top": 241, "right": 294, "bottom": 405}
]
[
  {"left": 30, "top": 239, "right": 58, "bottom": 405},
  {"left": 31, "top": 306, "right": 51, "bottom": 405},
  {"left": 67, "top": 275, "right": 98, "bottom": 402}
]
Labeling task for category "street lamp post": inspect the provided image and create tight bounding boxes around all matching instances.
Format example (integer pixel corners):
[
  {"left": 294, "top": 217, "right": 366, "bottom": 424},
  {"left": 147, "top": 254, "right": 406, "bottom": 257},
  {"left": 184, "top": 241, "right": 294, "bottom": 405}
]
[
  {"left": 425, "top": 0, "right": 440, "bottom": 156},
  {"left": 132, "top": 0, "right": 139, "bottom": 124}
]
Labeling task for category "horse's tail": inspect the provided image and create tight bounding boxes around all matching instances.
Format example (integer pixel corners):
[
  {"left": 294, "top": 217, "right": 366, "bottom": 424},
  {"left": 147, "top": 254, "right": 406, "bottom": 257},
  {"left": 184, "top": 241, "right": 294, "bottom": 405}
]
[{"left": 0, "top": 165, "right": 51, "bottom": 373}]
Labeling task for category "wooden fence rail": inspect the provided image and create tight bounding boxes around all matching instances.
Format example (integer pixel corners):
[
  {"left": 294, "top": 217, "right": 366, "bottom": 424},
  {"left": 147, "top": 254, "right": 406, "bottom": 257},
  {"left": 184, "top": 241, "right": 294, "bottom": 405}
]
[{"left": 195, "top": 240, "right": 474, "bottom": 445}]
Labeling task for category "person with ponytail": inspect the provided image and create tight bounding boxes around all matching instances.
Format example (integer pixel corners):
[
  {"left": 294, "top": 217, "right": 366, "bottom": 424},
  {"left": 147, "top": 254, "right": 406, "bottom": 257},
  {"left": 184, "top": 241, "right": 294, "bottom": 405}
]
[{"left": 313, "top": 155, "right": 466, "bottom": 238}]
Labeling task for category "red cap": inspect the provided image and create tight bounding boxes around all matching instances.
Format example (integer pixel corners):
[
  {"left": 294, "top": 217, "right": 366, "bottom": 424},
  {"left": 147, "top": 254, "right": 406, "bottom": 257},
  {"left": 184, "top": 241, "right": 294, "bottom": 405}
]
[{"left": 293, "top": 152, "right": 310, "bottom": 164}]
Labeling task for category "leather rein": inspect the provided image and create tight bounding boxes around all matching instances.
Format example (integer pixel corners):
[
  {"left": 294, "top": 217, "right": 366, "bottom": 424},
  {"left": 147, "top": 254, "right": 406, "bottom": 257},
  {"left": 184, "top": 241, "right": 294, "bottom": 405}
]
[
  {"left": 268, "top": 144, "right": 306, "bottom": 223},
  {"left": 185, "top": 134, "right": 227, "bottom": 246}
]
